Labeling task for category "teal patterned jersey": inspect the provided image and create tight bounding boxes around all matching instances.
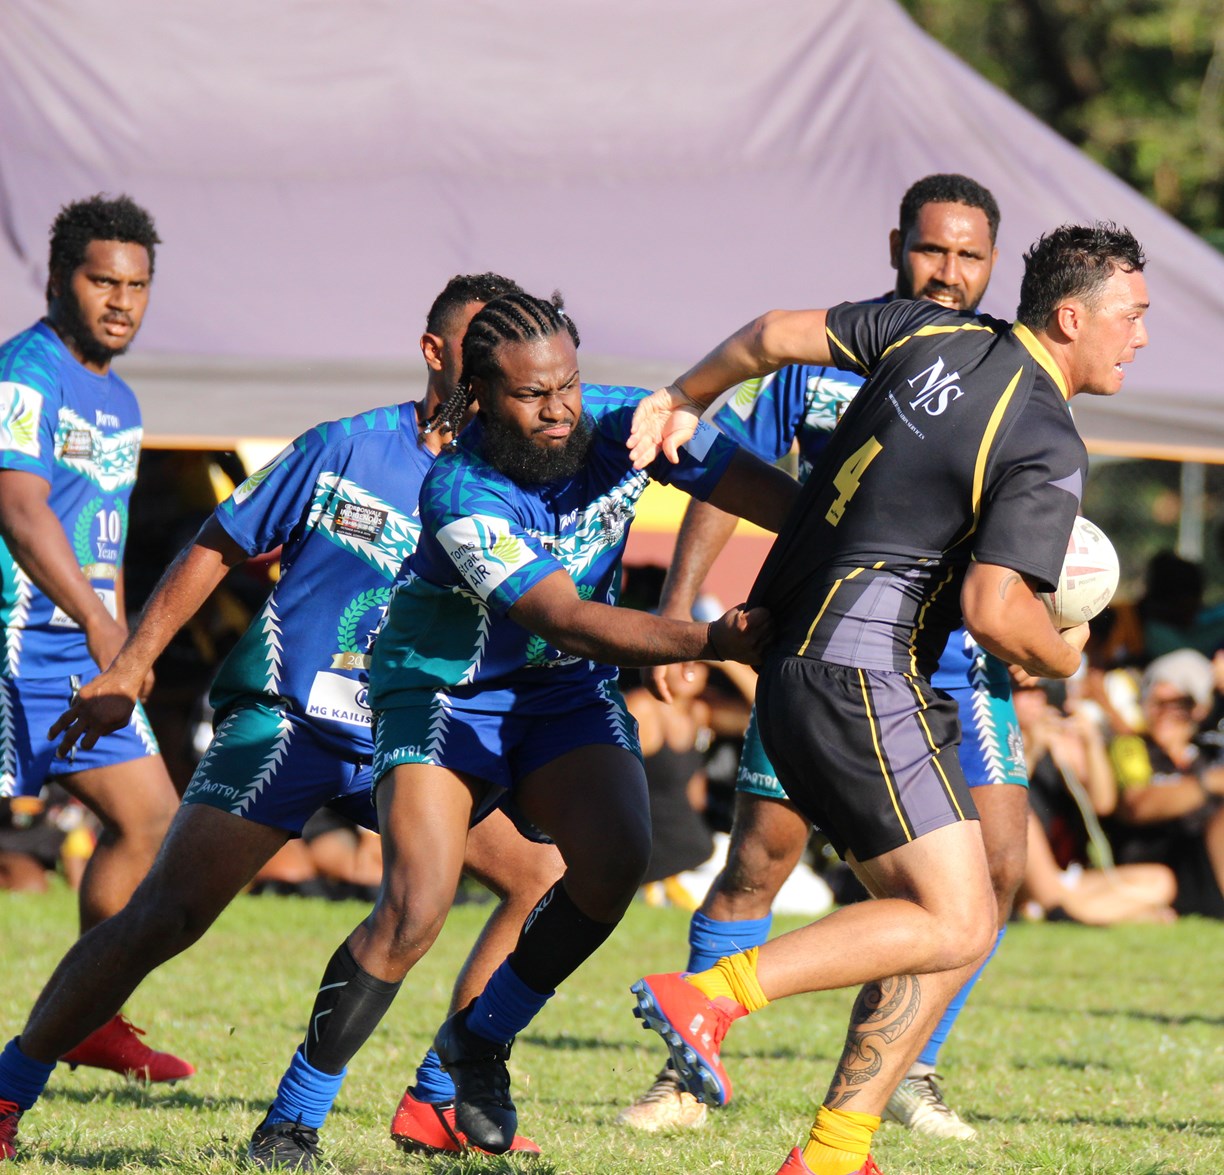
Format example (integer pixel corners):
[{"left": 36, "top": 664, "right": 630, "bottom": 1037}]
[
  {"left": 0, "top": 322, "right": 142, "bottom": 678},
  {"left": 370, "top": 384, "right": 736, "bottom": 716},
  {"left": 211, "top": 403, "right": 431, "bottom": 756}
]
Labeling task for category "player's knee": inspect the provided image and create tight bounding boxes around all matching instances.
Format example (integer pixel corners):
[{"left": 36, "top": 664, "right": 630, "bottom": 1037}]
[
  {"left": 503, "top": 840, "right": 566, "bottom": 903},
  {"left": 370, "top": 885, "right": 450, "bottom": 964},
  {"left": 120, "top": 885, "right": 215, "bottom": 958},
  {"left": 987, "top": 839, "right": 1027, "bottom": 917},
  {"left": 566, "top": 829, "right": 650, "bottom": 921},
  {"left": 931, "top": 901, "right": 997, "bottom": 970},
  {"left": 721, "top": 840, "right": 798, "bottom": 899}
]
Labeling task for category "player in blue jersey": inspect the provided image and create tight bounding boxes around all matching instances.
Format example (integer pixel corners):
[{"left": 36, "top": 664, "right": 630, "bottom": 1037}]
[
  {"left": 0, "top": 274, "right": 569, "bottom": 1163},
  {"left": 0, "top": 195, "right": 192, "bottom": 1095},
  {"left": 244, "top": 290, "right": 800, "bottom": 1167},
  {"left": 620, "top": 176, "right": 1018, "bottom": 1140},
  {"left": 627, "top": 223, "right": 1147, "bottom": 1175}
]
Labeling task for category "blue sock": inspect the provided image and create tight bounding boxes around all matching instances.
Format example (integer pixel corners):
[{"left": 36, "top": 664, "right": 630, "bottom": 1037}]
[
  {"left": 410, "top": 1048, "right": 455, "bottom": 1104},
  {"left": 267, "top": 1047, "right": 346, "bottom": 1130},
  {"left": 465, "top": 963, "right": 552, "bottom": 1045},
  {"left": 0, "top": 1037, "right": 56, "bottom": 1111},
  {"left": 918, "top": 924, "right": 1006, "bottom": 1068},
  {"left": 687, "top": 911, "right": 773, "bottom": 973}
]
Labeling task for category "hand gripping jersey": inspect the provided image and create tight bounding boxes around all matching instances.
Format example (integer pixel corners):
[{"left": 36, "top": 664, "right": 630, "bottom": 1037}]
[
  {"left": 370, "top": 384, "right": 736, "bottom": 715},
  {"left": 210, "top": 404, "right": 433, "bottom": 756},
  {"left": 0, "top": 322, "right": 142, "bottom": 679},
  {"left": 748, "top": 299, "right": 1086, "bottom": 679}
]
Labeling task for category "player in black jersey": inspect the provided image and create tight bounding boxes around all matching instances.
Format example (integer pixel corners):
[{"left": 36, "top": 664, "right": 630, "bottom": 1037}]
[{"left": 627, "top": 223, "right": 1148, "bottom": 1175}]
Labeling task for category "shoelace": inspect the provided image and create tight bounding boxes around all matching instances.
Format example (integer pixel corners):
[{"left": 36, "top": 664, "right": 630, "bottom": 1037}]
[
  {"left": 911, "top": 1073, "right": 954, "bottom": 1113},
  {"left": 454, "top": 1051, "right": 512, "bottom": 1107},
  {"left": 113, "top": 1015, "right": 147, "bottom": 1039},
  {"left": 266, "top": 1121, "right": 319, "bottom": 1156},
  {"left": 635, "top": 1071, "right": 686, "bottom": 1105}
]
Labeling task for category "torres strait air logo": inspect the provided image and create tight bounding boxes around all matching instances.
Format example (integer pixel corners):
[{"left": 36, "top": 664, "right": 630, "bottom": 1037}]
[{"left": 906, "top": 356, "right": 963, "bottom": 416}]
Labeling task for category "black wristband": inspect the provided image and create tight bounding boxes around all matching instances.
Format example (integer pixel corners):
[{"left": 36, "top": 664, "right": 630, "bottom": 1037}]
[{"left": 705, "top": 620, "right": 727, "bottom": 662}]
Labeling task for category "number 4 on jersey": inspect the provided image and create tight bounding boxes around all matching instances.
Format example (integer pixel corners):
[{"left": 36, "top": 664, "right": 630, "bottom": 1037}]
[{"left": 825, "top": 436, "right": 882, "bottom": 525}]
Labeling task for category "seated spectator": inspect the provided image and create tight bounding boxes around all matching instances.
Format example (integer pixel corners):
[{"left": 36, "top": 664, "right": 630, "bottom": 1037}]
[
  {"left": 626, "top": 660, "right": 716, "bottom": 900},
  {"left": 1108, "top": 649, "right": 1224, "bottom": 918},
  {"left": 1014, "top": 681, "right": 1175, "bottom": 923},
  {"left": 250, "top": 808, "right": 384, "bottom": 901},
  {"left": 0, "top": 786, "right": 97, "bottom": 893},
  {"left": 1084, "top": 551, "right": 1224, "bottom": 736}
]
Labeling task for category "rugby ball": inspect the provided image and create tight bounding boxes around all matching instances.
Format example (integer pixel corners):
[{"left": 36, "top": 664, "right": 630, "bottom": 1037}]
[{"left": 1039, "top": 516, "right": 1119, "bottom": 629}]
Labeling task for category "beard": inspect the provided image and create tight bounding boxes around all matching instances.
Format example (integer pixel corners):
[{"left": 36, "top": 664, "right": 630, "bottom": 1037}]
[
  {"left": 51, "top": 285, "right": 134, "bottom": 368},
  {"left": 481, "top": 409, "right": 595, "bottom": 485}
]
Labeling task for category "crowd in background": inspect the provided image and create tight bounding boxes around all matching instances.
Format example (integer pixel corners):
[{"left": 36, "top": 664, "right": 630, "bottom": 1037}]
[{"left": 5, "top": 474, "right": 1224, "bottom": 929}]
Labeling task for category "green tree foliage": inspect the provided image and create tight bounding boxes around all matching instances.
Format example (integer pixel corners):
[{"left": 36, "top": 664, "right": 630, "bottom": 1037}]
[{"left": 899, "top": 0, "right": 1224, "bottom": 248}]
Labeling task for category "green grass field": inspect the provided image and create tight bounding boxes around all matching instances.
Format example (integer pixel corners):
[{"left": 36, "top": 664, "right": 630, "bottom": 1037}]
[{"left": 1, "top": 887, "right": 1221, "bottom": 1173}]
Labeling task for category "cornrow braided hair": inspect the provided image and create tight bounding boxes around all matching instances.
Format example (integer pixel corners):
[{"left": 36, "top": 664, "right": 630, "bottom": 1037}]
[{"left": 423, "top": 290, "right": 581, "bottom": 441}]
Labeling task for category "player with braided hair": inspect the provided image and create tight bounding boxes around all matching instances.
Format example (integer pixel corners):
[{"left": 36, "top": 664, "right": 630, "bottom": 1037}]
[
  {"left": 247, "top": 288, "right": 800, "bottom": 1164},
  {"left": 4, "top": 274, "right": 561, "bottom": 1164}
]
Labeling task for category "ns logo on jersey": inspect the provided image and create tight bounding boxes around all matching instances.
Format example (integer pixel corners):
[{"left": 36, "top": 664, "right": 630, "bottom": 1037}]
[{"left": 906, "top": 357, "right": 963, "bottom": 417}]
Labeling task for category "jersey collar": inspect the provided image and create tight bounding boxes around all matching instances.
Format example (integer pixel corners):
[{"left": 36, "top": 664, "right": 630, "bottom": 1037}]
[{"left": 1012, "top": 323, "right": 1070, "bottom": 401}]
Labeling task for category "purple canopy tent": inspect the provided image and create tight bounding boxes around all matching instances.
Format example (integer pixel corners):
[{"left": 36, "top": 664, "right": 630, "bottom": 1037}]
[{"left": 1, "top": 0, "right": 1221, "bottom": 457}]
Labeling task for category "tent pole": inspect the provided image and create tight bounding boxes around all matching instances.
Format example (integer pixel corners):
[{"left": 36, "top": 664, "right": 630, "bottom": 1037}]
[{"left": 1178, "top": 461, "right": 1206, "bottom": 562}]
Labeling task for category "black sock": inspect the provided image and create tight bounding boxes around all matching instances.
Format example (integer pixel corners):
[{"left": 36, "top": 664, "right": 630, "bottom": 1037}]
[
  {"left": 506, "top": 881, "right": 619, "bottom": 994},
  {"left": 300, "top": 941, "right": 402, "bottom": 1074}
]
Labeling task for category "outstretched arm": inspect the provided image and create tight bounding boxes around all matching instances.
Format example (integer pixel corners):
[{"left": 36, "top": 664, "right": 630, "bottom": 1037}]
[
  {"left": 509, "top": 568, "right": 772, "bottom": 668},
  {"left": 628, "top": 310, "right": 831, "bottom": 467},
  {"left": 49, "top": 516, "right": 249, "bottom": 754},
  {"left": 704, "top": 448, "right": 800, "bottom": 534}
]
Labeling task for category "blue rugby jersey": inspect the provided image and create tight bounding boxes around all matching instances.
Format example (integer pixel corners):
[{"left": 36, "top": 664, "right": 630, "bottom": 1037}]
[
  {"left": 370, "top": 384, "right": 736, "bottom": 715},
  {"left": 712, "top": 309, "right": 1004, "bottom": 693},
  {"left": 0, "top": 322, "right": 142, "bottom": 678},
  {"left": 210, "top": 403, "right": 432, "bottom": 756}
]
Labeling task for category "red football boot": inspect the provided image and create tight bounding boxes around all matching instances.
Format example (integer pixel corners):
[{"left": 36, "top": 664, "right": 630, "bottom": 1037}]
[
  {"left": 630, "top": 972, "right": 737, "bottom": 1106},
  {"left": 0, "top": 1099, "right": 21, "bottom": 1161},
  {"left": 390, "top": 1088, "right": 540, "bottom": 1155},
  {"left": 60, "top": 1014, "right": 194, "bottom": 1082},
  {"left": 775, "top": 1148, "right": 883, "bottom": 1175}
]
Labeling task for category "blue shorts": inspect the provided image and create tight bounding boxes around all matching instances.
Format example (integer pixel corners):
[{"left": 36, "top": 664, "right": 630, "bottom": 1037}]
[
  {"left": 0, "top": 671, "right": 160, "bottom": 799},
  {"left": 183, "top": 702, "right": 376, "bottom": 835},
  {"left": 944, "top": 681, "right": 1027, "bottom": 789},
  {"left": 735, "top": 673, "right": 1027, "bottom": 803},
  {"left": 372, "top": 683, "right": 641, "bottom": 823}
]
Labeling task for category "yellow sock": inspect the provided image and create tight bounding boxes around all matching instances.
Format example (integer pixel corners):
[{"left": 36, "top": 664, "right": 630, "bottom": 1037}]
[
  {"left": 686, "top": 947, "right": 770, "bottom": 1015},
  {"left": 800, "top": 1104, "right": 879, "bottom": 1175}
]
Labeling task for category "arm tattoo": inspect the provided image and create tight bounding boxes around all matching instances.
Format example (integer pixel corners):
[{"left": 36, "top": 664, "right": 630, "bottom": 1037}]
[
  {"left": 824, "top": 976, "right": 922, "bottom": 1109},
  {"left": 996, "top": 572, "right": 1021, "bottom": 600}
]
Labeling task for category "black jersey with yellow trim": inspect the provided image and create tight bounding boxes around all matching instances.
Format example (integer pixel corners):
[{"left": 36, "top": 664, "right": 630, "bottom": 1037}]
[{"left": 747, "top": 298, "right": 1086, "bottom": 679}]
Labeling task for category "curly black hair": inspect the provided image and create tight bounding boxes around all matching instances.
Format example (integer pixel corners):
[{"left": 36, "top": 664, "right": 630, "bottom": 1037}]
[
  {"left": 898, "top": 174, "right": 1000, "bottom": 244},
  {"left": 1016, "top": 222, "right": 1146, "bottom": 330},
  {"left": 46, "top": 194, "right": 160, "bottom": 299},
  {"left": 424, "top": 291, "right": 581, "bottom": 439}
]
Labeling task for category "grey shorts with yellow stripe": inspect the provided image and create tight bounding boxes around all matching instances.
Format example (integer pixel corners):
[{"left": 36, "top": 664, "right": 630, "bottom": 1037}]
[{"left": 756, "top": 655, "right": 977, "bottom": 862}]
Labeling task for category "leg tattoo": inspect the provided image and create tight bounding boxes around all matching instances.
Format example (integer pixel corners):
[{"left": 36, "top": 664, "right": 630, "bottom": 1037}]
[{"left": 825, "top": 977, "right": 921, "bottom": 1109}]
